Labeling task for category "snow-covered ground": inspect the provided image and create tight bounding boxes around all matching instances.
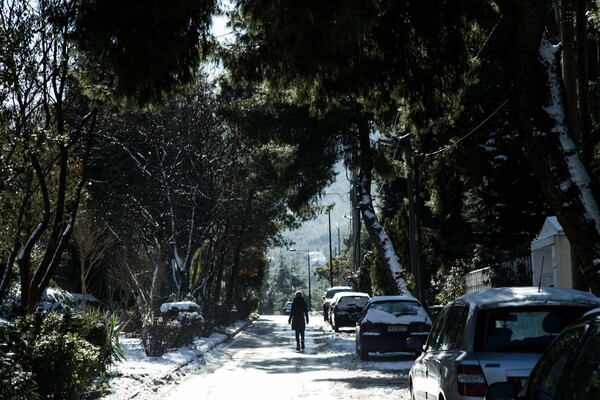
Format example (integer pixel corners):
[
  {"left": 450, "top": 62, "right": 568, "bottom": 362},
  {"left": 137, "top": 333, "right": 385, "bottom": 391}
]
[
  {"left": 97, "top": 319, "right": 254, "bottom": 399},
  {"left": 98, "top": 312, "right": 413, "bottom": 400}
]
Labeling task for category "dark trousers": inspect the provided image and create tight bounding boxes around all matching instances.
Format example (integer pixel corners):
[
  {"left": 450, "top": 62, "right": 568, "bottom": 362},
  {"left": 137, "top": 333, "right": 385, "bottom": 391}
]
[{"left": 295, "top": 330, "right": 305, "bottom": 347}]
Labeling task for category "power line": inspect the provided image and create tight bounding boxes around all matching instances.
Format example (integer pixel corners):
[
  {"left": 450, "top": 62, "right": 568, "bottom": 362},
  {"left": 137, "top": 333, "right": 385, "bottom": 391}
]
[{"left": 423, "top": 99, "right": 508, "bottom": 158}]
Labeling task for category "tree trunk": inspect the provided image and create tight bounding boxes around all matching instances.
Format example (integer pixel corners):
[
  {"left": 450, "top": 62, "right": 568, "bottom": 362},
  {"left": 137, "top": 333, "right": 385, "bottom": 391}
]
[
  {"left": 498, "top": 0, "right": 600, "bottom": 295},
  {"left": 224, "top": 189, "right": 255, "bottom": 316},
  {"left": 356, "top": 118, "right": 409, "bottom": 295}
]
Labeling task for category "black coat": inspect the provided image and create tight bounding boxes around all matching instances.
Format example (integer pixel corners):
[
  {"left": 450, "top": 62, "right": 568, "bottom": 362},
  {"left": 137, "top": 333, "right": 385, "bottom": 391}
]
[{"left": 288, "top": 296, "right": 309, "bottom": 331}]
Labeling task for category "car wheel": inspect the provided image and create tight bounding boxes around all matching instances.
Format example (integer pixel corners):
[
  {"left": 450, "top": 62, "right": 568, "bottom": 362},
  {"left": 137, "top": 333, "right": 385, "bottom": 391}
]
[{"left": 359, "top": 348, "right": 368, "bottom": 360}]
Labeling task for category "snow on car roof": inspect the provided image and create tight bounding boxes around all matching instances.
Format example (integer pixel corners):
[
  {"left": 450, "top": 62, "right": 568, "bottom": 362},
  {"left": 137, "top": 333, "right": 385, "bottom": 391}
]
[
  {"left": 456, "top": 286, "right": 600, "bottom": 309},
  {"left": 334, "top": 291, "right": 369, "bottom": 297},
  {"left": 368, "top": 295, "right": 422, "bottom": 303},
  {"left": 326, "top": 286, "right": 353, "bottom": 292},
  {"left": 331, "top": 291, "right": 370, "bottom": 301}
]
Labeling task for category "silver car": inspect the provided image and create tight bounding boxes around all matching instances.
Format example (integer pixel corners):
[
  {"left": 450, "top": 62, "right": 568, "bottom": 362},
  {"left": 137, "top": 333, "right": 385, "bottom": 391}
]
[{"left": 408, "top": 286, "right": 600, "bottom": 400}]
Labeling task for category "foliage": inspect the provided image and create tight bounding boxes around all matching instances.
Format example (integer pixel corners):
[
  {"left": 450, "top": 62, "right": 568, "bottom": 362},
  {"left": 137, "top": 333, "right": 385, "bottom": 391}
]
[
  {"left": 361, "top": 250, "right": 414, "bottom": 297},
  {"left": 0, "top": 0, "right": 99, "bottom": 312},
  {"left": 261, "top": 256, "right": 305, "bottom": 315},
  {"left": 75, "top": 0, "right": 217, "bottom": 106},
  {"left": 160, "top": 302, "right": 204, "bottom": 348},
  {"left": 430, "top": 262, "right": 468, "bottom": 305},
  {"left": 0, "top": 323, "right": 39, "bottom": 400},
  {"left": 0, "top": 308, "right": 127, "bottom": 399},
  {"left": 30, "top": 330, "right": 99, "bottom": 399},
  {"left": 141, "top": 314, "right": 169, "bottom": 357},
  {"left": 81, "top": 309, "right": 128, "bottom": 373},
  {"left": 13, "top": 312, "right": 100, "bottom": 399},
  {"left": 141, "top": 302, "right": 203, "bottom": 357}
]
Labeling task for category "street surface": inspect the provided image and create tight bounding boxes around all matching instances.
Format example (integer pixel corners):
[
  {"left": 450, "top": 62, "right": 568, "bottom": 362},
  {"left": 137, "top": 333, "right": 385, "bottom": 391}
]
[{"left": 153, "top": 314, "right": 412, "bottom": 400}]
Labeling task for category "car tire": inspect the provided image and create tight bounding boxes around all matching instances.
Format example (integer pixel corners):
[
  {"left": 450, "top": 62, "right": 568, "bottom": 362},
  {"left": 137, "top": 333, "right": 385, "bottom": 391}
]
[
  {"left": 359, "top": 348, "right": 368, "bottom": 360},
  {"left": 356, "top": 338, "right": 368, "bottom": 360}
]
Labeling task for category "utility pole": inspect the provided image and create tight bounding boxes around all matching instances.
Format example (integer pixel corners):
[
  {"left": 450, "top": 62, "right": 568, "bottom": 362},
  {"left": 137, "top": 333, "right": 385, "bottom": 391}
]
[
  {"left": 328, "top": 208, "right": 333, "bottom": 287},
  {"left": 561, "top": 0, "right": 580, "bottom": 146},
  {"left": 406, "top": 139, "right": 422, "bottom": 302}
]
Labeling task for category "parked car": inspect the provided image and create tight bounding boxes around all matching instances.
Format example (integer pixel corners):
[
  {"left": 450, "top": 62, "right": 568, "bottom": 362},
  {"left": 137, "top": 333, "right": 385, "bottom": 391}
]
[
  {"left": 329, "top": 292, "right": 370, "bottom": 332},
  {"left": 426, "top": 304, "right": 444, "bottom": 322},
  {"left": 282, "top": 301, "right": 292, "bottom": 315},
  {"left": 322, "top": 286, "right": 353, "bottom": 322},
  {"left": 408, "top": 286, "right": 600, "bottom": 400},
  {"left": 355, "top": 295, "right": 432, "bottom": 360},
  {"left": 485, "top": 307, "right": 600, "bottom": 400}
]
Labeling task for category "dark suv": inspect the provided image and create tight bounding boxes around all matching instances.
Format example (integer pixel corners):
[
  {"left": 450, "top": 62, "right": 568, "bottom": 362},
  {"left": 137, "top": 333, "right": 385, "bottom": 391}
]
[{"left": 322, "top": 286, "right": 353, "bottom": 322}]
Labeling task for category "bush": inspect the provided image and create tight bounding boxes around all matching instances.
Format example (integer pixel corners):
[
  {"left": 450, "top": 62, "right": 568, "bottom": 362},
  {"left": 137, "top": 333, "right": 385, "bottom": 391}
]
[
  {"left": 78, "top": 309, "right": 127, "bottom": 374},
  {"left": 141, "top": 315, "right": 169, "bottom": 357},
  {"left": 12, "top": 312, "right": 99, "bottom": 399},
  {"left": 141, "top": 301, "right": 204, "bottom": 357},
  {"left": 0, "top": 322, "right": 39, "bottom": 400},
  {"left": 1, "top": 309, "right": 127, "bottom": 399},
  {"left": 31, "top": 330, "right": 99, "bottom": 399}
]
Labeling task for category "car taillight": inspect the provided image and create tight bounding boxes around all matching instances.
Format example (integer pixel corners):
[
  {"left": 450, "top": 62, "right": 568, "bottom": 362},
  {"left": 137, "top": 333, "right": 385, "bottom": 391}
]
[
  {"left": 334, "top": 305, "right": 341, "bottom": 313},
  {"left": 418, "top": 322, "right": 431, "bottom": 332},
  {"left": 361, "top": 321, "right": 375, "bottom": 331},
  {"left": 457, "top": 365, "right": 487, "bottom": 396}
]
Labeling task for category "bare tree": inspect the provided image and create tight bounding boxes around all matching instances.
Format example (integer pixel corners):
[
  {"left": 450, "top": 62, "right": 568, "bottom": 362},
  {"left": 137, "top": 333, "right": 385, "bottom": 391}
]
[
  {"left": 73, "top": 213, "right": 113, "bottom": 310},
  {"left": 0, "top": 0, "right": 98, "bottom": 311}
]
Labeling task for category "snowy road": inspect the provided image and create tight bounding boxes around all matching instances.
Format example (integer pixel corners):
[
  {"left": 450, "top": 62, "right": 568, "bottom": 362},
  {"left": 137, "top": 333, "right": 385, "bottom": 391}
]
[{"left": 153, "top": 315, "right": 412, "bottom": 400}]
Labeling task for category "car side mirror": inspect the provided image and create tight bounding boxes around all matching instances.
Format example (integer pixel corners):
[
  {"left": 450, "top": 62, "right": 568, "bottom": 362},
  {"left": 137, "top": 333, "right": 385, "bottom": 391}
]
[
  {"left": 405, "top": 337, "right": 425, "bottom": 353},
  {"left": 485, "top": 382, "right": 520, "bottom": 400}
]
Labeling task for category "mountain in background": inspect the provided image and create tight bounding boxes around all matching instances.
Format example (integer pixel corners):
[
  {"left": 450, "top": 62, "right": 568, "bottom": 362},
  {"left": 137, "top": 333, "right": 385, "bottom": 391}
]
[{"left": 269, "top": 163, "right": 352, "bottom": 282}]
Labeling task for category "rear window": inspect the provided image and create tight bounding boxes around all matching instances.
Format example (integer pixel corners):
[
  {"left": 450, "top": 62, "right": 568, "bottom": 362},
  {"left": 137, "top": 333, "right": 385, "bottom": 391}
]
[
  {"left": 475, "top": 306, "right": 591, "bottom": 353},
  {"left": 373, "top": 300, "right": 421, "bottom": 315},
  {"left": 326, "top": 288, "right": 352, "bottom": 299},
  {"left": 364, "top": 299, "right": 430, "bottom": 325},
  {"left": 339, "top": 296, "right": 369, "bottom": 307}
]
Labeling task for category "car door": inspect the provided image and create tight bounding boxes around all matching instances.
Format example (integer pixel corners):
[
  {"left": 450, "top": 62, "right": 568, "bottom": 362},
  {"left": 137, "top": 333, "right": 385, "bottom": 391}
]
[
  {"left": 522, "top": 325, "right": 587, "bottom": 400},
  {"left": 414, "top": 304, "right": 468, "bottom": 400},
  {"left": 412, "top": 305, "right": 450, "bottom": 400}
]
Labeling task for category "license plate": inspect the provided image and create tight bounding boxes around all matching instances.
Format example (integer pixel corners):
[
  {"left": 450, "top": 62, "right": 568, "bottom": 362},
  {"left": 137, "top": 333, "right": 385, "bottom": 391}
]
[{"left": 388, "top": 325, "right": 407, "bottom": 332}]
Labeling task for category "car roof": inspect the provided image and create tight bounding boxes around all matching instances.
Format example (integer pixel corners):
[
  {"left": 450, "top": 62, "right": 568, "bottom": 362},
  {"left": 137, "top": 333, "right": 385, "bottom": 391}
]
[
  {"left": 332, "top": 291, "right": 369, "bottom": 300},
  {"left": 326, "top": 286, "right": 353, "bottom": 292},
  {"left": 454, "top": 286, "right": 600, "bottom": 309},
  {"left": 367, "top": 295, "right": 422, "bottom": 304}
]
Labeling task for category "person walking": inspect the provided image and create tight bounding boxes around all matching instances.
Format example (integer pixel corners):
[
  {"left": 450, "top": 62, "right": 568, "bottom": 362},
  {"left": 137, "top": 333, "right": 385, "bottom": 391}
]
[{"left": 288, "top": 291, "right": 309, "bottom": 350}]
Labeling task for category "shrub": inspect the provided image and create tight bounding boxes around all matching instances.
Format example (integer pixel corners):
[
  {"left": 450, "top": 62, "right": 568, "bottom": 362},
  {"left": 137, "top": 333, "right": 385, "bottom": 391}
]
[
  {"left": 160, "top": 301, "right": 204, "bottom": 348},
  {"left": 78, "top": 309, "right": 127, "bottom": 373},
  {"left": 0, "top": 322, "right": 39, "bottom": 400},
  {"left": 141, "top": 301, "right": 204, "bottom": 356},
  {"left": 6, "top": 309, "right": 127, "bottom": 399},
  {"left": 141, "top": 315, "right": 169, "bottom": 357},
  {"left": 31, "top": 330, "right": 99, "bottom": 399}
]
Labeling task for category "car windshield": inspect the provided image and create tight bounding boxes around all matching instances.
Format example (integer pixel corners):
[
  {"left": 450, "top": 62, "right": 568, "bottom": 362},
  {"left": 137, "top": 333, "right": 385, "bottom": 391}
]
[{"left": 475, "top": 306, "right": 591, "bottom": 353}]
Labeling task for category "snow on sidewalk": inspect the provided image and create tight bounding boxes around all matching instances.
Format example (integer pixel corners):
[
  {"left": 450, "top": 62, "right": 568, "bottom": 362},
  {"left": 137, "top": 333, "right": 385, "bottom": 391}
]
[{"left": 98, "top": 319, "right": 254, "bottom": 400}]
